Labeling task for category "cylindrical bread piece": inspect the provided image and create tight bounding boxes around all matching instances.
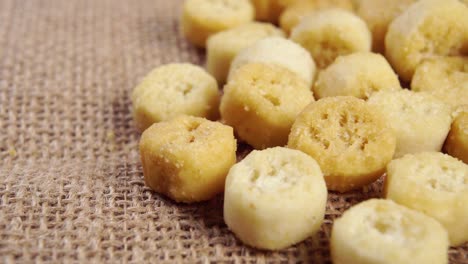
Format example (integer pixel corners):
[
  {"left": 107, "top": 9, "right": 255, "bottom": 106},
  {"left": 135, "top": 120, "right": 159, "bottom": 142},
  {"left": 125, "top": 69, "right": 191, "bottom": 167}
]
[
  {"left": 288, "top": 96, "right": 396, "bottom": 192},
  {"left": 206, "top": 22, "right": 284, "bottom": 85},
  {"left": 444, "top": 110, "right": 468, "bottom": 164},
  {"left": 279, "top": 0, "right": 354, "bottom": 35},
  {"left": 356, "top": 0, "right": 416, "bottom": 53},
  {"left": 368, "top": 90, "right": 452, "bottom": 158},
  {"left": 131, "top": 63, "right": 220, "bottom": 132},
  {"left": 181, "top": 0, "right": 254, "bottom": 47},
  {"left": 291, "top": 9, "right": 371, "bottom": 69},
  {"left": 314, "top": 52, "right": 401, "bottom": 99},
  {"left": 228, "top": 37, "right": 316, "bottom": 87},
  {"left": 385, "top": 0, "right": 468, "bottom": 81},
  {"left": 411, "top": 56, "right": 468, "bottom": 112},
  {"left": 385, "top": 152, "right": 468, "bottom": 246},
  {"left": 139, "top": 116, "right": 237, "bottom": 203},
  {"left": 331, "top": 199, "right": 449, "bottom": 264},
  {"left": 221, "top": 63, "right": 314, "bottom": 149},
  {"left": 224, "top": 147, "right": 327, "bottom": 250}
]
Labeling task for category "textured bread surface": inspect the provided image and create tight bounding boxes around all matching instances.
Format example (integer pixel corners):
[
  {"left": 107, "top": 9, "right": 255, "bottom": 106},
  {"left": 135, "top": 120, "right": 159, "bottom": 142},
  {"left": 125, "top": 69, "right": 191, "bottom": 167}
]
[
  {"left": 224, "top": 147, "right": 327, "bottom": 250},
  {"left": 444, "top": 111, "right": 468, "bottom": 163},
  {"left": 288, "top": 96, "right": 396, "bottom": 192},
  {"left": 355, "top": 0, "right": 416, "bottom": 53},
  {"left": 411, "top": 56, "right": 468, "bottom": 112},
  {"left": 368, "top": 90, "right": 452, "bottom": 158},
  {"left": 131, "top": 63, "right": 220, "bottom": 131},
  {"left": 228, "top": 37, "right": 315, "bottom": 86},
  {"left": 291, "top": 9, "right": 371, "bottom": 69},
  {"left": 206, "top": 22, "right": 284, "bottom": 84},
  {"left": 331, "top": 199, "right": 449, "bottom": 264},
  {"left": 385, "top": 152, "right": 468, "bottom": 246},
  {"left": 140, "top": 116, "right": 236, "bottom": 203},
  {"left": 181, "top": 0, "right": 254, "bottom": 47},
  {"left": 221, "top": 63, "right": 313, "bottom": 149},
  {"left": 385, "top": 0, "right": 468, "bottom": 81}
]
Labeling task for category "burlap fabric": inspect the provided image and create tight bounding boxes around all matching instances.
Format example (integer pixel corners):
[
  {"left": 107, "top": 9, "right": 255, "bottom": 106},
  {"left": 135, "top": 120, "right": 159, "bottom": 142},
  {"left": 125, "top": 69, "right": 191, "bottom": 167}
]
[{"left": 0, "top": 0, "right": 466, "bottom": 263}]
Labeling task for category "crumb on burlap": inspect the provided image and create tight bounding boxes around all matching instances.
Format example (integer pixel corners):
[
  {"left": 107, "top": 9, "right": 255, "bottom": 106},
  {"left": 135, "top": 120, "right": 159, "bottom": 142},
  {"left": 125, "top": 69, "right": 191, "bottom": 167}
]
[
  {"left": 106, "top": 130, "right": 116, "bottom": 151},
  {"left": 8, "top": 148, "right": 17, "bottom": 157}
]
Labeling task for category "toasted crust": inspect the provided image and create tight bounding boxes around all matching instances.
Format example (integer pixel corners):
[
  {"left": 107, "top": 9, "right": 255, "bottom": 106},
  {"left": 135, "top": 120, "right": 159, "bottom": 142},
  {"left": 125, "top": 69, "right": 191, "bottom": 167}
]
[
  {"left": 131, "top": 63, "right": 220, "bottom": 132},
  {"left": 444, "top": 111, "right": 468, "bottom": 164},
  {"left": 314, "top": 52, "right": 401, "bottom": 99},
  {"left": 291, "top": 9, "right": 371, "bottom": 69},
  {"left": 385, "top": 0, "right": 468, "bottom": 81},
  {"left": 411, "top": 56, "right": 468, "bottom": 112},
  {"left": 139, "top": 116, "right": 237, "bottom": 203},
  {"left": 181, "top": 0, "right": 254, "bottom": 47},
  {"left": 221, "top": 63, "right": 313, "bottom": 149},
  {"left": 356, "top": 0, "right": 416, "bottom": 53},
  {"left": 288, "top": 96, "right": 396, "bottom": 192}
]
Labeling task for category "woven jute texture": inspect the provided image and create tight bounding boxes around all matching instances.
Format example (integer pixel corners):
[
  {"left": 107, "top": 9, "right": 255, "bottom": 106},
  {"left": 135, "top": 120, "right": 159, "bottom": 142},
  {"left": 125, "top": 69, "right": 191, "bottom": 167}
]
[{"left": 0, "top": 0, "right": 466, "bottom": 263}]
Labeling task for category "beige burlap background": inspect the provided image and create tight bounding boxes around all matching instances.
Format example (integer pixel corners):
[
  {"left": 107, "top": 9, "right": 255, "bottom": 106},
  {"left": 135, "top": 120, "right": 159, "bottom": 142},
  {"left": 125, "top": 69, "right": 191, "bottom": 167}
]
[{"left": 0, "top": 0, "right": 466, "bottom": 263}]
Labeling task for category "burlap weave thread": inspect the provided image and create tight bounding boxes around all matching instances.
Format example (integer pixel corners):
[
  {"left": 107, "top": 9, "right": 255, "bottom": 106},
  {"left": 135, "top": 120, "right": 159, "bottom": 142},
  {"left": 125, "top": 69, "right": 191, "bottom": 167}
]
[{"left": 0, "top": 0, "right": 466, "bottom": 263}]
